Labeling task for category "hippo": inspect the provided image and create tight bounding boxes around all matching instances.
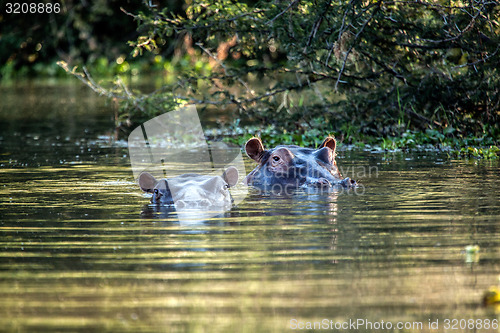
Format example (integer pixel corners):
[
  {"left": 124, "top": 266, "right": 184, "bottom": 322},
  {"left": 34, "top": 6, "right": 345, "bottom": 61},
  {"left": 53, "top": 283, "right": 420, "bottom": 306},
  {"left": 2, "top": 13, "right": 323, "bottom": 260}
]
[
  {"left": 138, "top": 166, "right": 239, "bottom": 208},
  {"left": 244, "top": 136, "right": 357, "bottom": 192}
]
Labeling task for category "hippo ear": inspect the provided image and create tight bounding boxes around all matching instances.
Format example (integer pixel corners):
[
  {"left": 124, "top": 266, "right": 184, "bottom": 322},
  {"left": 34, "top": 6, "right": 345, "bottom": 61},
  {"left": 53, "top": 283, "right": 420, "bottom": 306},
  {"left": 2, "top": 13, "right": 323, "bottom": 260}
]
[
  {"left": 222, "top": 166, "right": 239, "bottom": 187},
  {"left": 319, "top": 136, "right": 336, "bottom": 152},
  {"left": 245, "top": 137, "right": 265, "bottom": 162},
  {"left": 138, "top": 172, "right": 158, "bottom": 193},
  {"left": 315, "top": 147, "right": 334, "bottom": 165}
]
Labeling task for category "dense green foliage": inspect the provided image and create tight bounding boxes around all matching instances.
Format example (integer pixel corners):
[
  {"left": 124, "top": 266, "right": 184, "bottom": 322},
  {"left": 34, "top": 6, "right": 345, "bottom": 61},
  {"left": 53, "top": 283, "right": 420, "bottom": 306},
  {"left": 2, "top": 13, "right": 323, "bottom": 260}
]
[
  {"left": 5, "top": 0, "right": 498, "bottom": 153},
  {"left": 0, "top": 0, "right": 176, "bottom": 78},
  {"left": 117, "top": 0, "right": 499, "bottom": 139}
]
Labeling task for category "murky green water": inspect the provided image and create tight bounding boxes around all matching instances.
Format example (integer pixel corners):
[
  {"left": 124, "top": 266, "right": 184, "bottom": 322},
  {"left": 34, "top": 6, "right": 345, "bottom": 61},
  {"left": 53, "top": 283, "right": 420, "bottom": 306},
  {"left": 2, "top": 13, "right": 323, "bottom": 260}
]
[{"left": 1, "top": 81, "right": 499, "bottom": 332}]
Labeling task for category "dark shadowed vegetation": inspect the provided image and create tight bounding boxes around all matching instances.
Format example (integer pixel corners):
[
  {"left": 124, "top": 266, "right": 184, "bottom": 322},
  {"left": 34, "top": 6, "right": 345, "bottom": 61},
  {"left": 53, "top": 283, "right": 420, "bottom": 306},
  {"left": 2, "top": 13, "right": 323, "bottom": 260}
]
[{"left": 2, "top": 0, "right": 499, "bottom": 154}]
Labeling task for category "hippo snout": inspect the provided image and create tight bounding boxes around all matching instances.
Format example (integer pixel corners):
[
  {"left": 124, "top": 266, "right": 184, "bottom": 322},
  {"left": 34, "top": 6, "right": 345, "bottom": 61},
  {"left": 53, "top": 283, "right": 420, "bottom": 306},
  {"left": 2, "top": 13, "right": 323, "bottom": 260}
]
[
  {"left": 314, "top": 178, "right": 332, "bottom": 188},
  {"left": 339, "top": 177, "right": 357, "bottom": 188},
  {"left": 175, "top": 198, "right": 212, "bottom": 208}
]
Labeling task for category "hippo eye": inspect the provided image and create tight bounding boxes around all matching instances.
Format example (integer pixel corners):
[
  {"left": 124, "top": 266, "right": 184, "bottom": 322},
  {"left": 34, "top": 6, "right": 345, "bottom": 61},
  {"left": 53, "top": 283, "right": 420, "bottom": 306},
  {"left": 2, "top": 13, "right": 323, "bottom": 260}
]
[
  {"left": 154, "top": 189, "right": 162, "bottom": 200},
  {"left": 273, "top": 156, "right": 280, "bottom": 161}
]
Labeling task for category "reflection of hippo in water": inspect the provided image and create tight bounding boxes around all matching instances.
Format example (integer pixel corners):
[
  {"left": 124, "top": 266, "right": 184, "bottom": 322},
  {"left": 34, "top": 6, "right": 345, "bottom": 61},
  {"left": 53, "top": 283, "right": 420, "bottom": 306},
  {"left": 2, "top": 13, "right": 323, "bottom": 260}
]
[
  {"left": 138, "top": 167, "right": 239, "bottom": 207},
  {"left": 244, "top": 136, "right": 357, "bottom": 192}
]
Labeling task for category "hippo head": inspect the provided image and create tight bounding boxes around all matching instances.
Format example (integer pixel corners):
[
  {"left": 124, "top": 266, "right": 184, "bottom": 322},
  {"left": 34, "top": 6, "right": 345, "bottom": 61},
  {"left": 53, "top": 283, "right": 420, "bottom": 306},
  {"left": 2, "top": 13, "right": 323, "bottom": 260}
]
[
  {"left": 138, "top": 166, "right": 239, "bottom": 207},
  {"left": 244, "top": 136, "right": 356, "bottom": 191}
]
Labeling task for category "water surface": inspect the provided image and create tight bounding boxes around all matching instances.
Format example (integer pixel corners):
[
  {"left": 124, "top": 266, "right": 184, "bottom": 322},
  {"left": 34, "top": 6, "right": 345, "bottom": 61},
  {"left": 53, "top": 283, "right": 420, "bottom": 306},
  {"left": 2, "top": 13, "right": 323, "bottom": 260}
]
[{"left": 1, "top": 81, "right": 499, "bottom": 332}]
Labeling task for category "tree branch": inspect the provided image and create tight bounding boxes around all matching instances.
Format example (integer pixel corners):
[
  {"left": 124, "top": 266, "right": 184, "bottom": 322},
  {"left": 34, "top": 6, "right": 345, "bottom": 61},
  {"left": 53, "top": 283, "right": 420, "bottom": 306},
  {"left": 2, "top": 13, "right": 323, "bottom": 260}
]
[
  {"left": 335, "top": 2, "right": 381, "bottom": 91},
  {"left": 266, "top": 0, "right": 300, "bottom": 25}
]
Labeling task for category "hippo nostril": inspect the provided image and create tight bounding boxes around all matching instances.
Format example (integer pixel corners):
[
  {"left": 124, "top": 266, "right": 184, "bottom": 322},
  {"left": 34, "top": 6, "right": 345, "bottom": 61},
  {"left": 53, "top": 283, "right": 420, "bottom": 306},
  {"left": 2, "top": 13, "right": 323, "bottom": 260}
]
[
  {"left": 339, "top": 177, "right": 357, "bottom": 188},
  {"left": 200, "top": 199, "right": 211, "bottom": 207},
  {"left": 175, "top": 199, "right": 213, "bottom": 208},
  {"left": 316, "top": 178, "right": 331, "bottom": 187}
]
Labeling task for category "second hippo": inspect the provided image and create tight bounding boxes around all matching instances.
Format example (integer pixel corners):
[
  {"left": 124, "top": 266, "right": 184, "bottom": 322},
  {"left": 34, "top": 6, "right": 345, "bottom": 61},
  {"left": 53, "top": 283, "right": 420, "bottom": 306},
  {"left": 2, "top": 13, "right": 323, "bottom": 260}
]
[
  {"left": 244, "top": 136, "right": 356, "bottom": 191},
  {"left": 138, "top": 166, "right": 239, "bottom": 207}
]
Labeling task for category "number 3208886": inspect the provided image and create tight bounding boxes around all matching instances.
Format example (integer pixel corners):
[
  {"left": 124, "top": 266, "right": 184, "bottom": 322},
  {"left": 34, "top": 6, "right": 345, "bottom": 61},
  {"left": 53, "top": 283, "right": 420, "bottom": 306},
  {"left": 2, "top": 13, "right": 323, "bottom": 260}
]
[
  {"left": 444, "top": 319, "right": 498, "bottom": 330},
  {"left": 5, "top": 3, "right": 61, "bottom": 14}
]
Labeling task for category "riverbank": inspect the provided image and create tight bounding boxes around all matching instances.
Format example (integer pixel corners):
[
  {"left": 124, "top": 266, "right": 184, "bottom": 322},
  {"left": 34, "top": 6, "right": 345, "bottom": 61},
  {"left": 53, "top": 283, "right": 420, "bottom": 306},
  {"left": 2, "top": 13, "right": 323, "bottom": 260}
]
[
  {"left": 1, "top": 78, "right": 498, "bottom": 160},
  {"left": 212, "top": 125, "right": 500, "bottom": 160}
]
